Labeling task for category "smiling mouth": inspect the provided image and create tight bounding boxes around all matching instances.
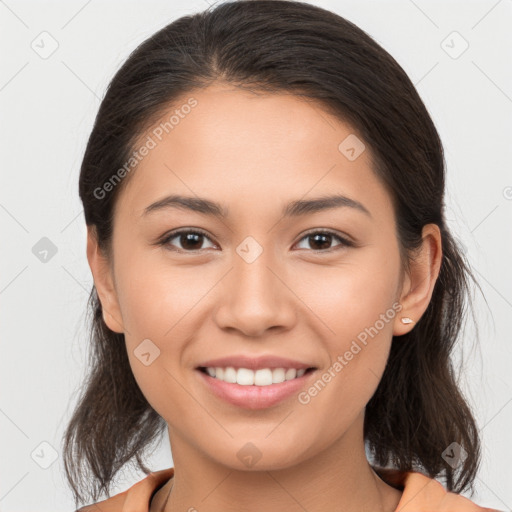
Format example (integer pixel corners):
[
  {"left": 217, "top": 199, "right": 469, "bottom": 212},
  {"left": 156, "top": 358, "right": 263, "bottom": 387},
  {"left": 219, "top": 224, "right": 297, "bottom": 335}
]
[{"left": 197, "top": 366, "right": 316, "bottom": 386}]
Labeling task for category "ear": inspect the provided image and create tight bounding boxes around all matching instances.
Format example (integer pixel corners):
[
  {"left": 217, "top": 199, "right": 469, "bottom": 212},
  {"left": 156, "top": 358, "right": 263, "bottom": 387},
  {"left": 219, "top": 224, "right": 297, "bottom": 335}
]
[
  {"left": 86, "top": 225, "right": 125, "bottom": 333},
  {"left": 394, "top": 223, "right": 443, "bottom": 336}
]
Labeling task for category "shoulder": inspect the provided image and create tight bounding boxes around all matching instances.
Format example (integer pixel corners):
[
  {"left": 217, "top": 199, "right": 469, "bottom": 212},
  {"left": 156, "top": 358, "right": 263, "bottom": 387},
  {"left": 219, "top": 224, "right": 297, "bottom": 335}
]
[
  {"left": 375, "top": 467, "right": 503, "bottom": 512},
  {"left": 401, "top": 471, "right": 502, "bottom": 511},
  {"left": 76, "top": 468, "right": 175, "bottom": 512}
]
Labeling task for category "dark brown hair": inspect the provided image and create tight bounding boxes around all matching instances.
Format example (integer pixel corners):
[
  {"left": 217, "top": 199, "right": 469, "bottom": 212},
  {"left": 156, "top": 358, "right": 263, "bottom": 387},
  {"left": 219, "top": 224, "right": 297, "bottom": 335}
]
[{"left": 63, "top": 0, "right": 483, "bottom": 506}]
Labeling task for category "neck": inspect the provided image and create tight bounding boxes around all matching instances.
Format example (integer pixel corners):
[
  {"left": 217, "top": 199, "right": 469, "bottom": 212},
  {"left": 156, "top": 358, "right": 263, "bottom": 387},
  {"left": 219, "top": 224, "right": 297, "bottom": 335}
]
[{"left": 153, "top": 417, "right": 402, "bottom": 512}]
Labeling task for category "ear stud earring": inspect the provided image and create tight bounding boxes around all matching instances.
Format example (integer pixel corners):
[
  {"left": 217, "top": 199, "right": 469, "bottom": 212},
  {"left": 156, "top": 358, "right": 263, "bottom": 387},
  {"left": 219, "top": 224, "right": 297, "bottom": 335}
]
[{"left": 401, "top": 317, "right": 414, "bottom": 324}]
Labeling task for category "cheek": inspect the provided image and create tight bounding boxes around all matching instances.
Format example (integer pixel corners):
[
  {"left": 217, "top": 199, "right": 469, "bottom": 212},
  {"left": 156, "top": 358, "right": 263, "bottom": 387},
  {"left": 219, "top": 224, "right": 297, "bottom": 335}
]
[
  {"left": 295, "top": 246, "right": 401, "bottom": 342},
  {"left": 114, "top": 249, "right": 216, "bottom": 339},
  {"left": 293, "top": 249, "right": 400, "bottom": 412},
  {"left": 113, "top": 252, "right": 222, "bottom": 417}
]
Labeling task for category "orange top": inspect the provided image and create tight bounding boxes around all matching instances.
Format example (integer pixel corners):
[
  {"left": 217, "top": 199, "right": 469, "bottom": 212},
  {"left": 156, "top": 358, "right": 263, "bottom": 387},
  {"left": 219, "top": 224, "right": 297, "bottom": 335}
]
[{"left": 76, "top": 466, "right": 503, "bottom": 512}]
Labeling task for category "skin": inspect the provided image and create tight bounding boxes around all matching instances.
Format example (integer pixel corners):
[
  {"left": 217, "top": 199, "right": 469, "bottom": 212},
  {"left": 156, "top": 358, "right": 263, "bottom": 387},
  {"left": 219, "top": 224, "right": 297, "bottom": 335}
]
[{"left": 87, "top": 82, "right": 442, "bottom": 512}]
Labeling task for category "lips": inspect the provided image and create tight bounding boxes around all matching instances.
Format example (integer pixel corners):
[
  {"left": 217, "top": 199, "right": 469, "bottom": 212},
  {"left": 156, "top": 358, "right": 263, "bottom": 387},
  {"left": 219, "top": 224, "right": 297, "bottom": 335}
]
[
  {"left": 196, "top": 366, "right": 316, "bottom": 409},
  {"left": 196, "top": 354, "right": 316, "bottom": 371},
  {"left": 195, "top": 354, "right": 318, "bottom": 409}
]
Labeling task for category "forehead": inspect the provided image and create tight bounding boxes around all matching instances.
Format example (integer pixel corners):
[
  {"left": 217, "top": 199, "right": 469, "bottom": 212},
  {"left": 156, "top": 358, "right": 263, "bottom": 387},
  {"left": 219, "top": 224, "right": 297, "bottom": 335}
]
[{"left": 115, "top": 83, "right": 393, "bottom": 224}]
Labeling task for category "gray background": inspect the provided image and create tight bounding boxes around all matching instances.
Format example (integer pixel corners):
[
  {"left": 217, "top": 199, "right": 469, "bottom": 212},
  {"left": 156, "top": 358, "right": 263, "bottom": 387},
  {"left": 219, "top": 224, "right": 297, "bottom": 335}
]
[{"left": 1, "top": 0, "right": 511, "bottom": 510}]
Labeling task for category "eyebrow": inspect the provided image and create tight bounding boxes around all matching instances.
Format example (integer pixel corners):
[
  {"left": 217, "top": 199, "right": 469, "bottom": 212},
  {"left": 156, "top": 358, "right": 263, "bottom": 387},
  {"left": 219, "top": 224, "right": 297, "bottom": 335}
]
[{"left": 142, "top": 193, "right": 372, "bottom": 219}]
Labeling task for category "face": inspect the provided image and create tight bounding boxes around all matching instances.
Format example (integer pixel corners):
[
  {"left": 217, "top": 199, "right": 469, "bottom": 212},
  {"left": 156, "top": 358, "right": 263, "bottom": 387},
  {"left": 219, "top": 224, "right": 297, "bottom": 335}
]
[{"left": 88, "top": 82, "right": 437, "bottom": 472}]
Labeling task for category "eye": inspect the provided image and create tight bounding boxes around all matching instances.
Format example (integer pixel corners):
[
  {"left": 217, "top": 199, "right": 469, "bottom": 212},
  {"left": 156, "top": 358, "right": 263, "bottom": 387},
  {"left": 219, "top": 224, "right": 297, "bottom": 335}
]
[
  {"left": 294, "top": 230, "right": 353, "bottom": 252},
  {"left": 158, "top": 228, "right": 217, "bottom": 252},
  {"left": 157, "top": 228, "right": 353, "bottom": 253}
]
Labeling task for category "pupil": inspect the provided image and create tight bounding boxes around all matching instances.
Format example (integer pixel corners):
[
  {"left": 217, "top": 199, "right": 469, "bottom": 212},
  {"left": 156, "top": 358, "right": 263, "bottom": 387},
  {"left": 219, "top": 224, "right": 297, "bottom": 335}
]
[
  {"left": 181, "top": 233, "right": 202, "bottom": 250},
  {"left": 310, "top": 233, "right": 331, "bottom": 250}
]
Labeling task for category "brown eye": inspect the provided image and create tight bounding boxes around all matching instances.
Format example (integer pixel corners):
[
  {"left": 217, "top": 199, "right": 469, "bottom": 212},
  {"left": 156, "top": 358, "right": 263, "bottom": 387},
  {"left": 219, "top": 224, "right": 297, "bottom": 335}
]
[
  {"left": 295, "top": 231, "right": 353, "bottom": 251},
  {"left": 159, "top": 229, "right": 216, "bottom": 252}
]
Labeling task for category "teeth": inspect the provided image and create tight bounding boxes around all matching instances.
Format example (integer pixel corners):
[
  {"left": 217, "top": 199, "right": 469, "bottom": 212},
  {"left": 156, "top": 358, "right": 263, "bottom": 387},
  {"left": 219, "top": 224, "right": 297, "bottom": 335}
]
[{"left": 203, "top": 366, "right": 309, "bottom": 386}]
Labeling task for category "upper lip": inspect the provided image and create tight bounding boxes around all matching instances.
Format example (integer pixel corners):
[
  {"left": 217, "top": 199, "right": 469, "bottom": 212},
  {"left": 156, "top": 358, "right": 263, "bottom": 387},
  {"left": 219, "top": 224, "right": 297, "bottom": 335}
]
[{"left": 197, "top": 355, "right": 316, "bottom": 371}]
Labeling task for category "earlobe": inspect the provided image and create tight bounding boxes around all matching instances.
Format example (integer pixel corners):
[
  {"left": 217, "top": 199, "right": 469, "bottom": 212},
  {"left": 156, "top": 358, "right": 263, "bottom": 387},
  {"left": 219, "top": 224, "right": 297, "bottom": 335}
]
[
  {"left": 86, "top": 226, "right": 125, "bottom": 334},
  {"left": 394, "top": 224, "right": 442, "bottom": 337}
]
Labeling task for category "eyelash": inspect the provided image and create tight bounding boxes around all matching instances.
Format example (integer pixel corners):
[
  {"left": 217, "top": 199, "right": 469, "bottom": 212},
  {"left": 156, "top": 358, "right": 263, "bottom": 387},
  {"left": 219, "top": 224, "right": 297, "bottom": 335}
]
[{"left": 157, "top": 228, "right": 354, "bottom": 253}]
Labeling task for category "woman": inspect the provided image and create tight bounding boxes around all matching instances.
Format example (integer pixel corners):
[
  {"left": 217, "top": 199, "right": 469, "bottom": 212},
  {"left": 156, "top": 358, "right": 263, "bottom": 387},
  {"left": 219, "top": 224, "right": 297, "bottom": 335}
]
[{"left": 63, "top": 1, "right": 502, "bottom": 510}]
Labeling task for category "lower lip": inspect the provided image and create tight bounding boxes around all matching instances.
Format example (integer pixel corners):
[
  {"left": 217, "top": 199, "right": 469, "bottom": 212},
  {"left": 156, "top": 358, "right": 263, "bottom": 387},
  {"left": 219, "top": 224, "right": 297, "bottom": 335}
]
[{"left": 196, "top": 369, "right": 316, "bottom": 410}]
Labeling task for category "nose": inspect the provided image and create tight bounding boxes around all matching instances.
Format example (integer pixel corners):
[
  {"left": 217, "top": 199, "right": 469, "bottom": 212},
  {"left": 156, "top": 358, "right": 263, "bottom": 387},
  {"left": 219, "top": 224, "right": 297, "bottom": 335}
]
[{"left": 213, "top": 246, "right": 297, "bottom": 338}]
